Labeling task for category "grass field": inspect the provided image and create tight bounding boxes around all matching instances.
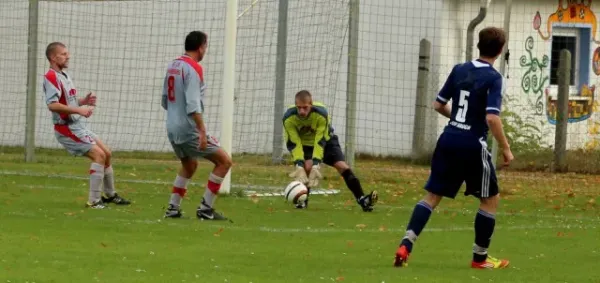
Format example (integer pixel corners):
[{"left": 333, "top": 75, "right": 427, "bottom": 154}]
[{"left": 1, "top": 148, "right": 599, "bottom": 283}]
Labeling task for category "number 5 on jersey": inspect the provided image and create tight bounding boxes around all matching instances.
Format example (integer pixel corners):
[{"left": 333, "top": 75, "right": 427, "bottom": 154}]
[
  {"left": 456, "top": 90, "right": 469, "bottom": 123},
  {"left": 167, "top": 75, "right": 175, "bottom": 102}
]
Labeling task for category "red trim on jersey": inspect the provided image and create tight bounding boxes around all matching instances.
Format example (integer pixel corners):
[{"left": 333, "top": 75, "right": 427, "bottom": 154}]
[
  {"left": 44, "top": 69, "right": 60, "bottom": 90},
  {"left": 54, "top": 124, "right": 83, "bottom": 143},
  {"left": 45, "top": 69, "right": 69, "bottom": 121},
  {"left": 178, "top": 56, "right": 204, "bottom": 82}
]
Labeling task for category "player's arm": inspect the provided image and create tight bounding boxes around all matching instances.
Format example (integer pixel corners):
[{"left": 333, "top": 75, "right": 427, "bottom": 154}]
[
  {"left": 161, "top": 74, "right": 168, "bottom": 110},
  {"left": 311, "top": 115, "right": 328, "bottom": 165},
  {"left": 43, "top": 79, "right": 88, "bottom": 116},
  {"left": 432, "top": 64, "right": 459, "bottom": 118},
  {"left": 183, "top": 68, "right": 206, "bottom": 135},
  {"left": 485, "top": 76, "right": 509, "bottom": 149},
  {"left": 283, "top": 117, "right": 305, "bottom": 166}
]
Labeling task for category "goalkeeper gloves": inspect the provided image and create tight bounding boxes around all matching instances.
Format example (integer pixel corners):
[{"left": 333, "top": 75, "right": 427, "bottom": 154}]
[
  {"left": 307, "top": 163, "right": 323, "bottom": 188},
  {"left": 289, "top": 164, "right": 309, "bottom": 184}
]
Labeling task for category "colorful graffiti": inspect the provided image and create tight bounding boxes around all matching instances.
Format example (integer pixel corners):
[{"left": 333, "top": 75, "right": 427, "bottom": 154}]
[
  {"left": 545, "top": 84, "right": 596, "bottom": 124},
  {"left": 594, "top": 47, "right": 600, "bottom": 75},
  {"left": 520, "top": 36, "right": 549, "bottom": 116},
  {"left": 533, "top": 0, "right": 600, "bottom": 44},
  {"left": 527, "top": 0, "right": 599, "bottom": 124}
]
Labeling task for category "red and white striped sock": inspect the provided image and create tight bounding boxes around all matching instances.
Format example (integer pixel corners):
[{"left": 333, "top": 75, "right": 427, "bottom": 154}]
[
  {"left": 201, "top": 173, "right": 223, "bottom": 210},
  {"left": 169, "top": 175, "right": 189, "bottom": 207}
]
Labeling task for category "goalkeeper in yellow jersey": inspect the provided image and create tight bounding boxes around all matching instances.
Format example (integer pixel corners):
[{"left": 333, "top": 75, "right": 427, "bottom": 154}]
[{"left": 283, "top": 90, "right": 377, "bottom": 211}]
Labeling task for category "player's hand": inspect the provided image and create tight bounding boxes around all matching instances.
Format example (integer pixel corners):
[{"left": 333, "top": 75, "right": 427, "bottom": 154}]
[
  {"left": 84, "top": 92, "right": 97, "bottom": 106},
  {"left": 77, "top": 106, "right": 93, "bottom": 118},
  {"left": 289, "top": 165, "right": 308, "bottom": 184},
  {"left": 307, "top": 164, "right": 323, "bottom": 188},
  {"left": 501, "top": 147, "right": 514, "bottom": 167},
  {"left": 199, "top": 132, "right": 208, "bottom": 150}
]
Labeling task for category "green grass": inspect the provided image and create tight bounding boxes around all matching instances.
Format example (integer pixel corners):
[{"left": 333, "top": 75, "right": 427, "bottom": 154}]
[{"left": 0, "top": 148, "right": 599, "bottom": 283}]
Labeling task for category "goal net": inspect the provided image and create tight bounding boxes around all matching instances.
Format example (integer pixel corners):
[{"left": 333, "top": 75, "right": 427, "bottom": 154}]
[{"left": 1, "top": 0, "right": 452, "bottom": 194}]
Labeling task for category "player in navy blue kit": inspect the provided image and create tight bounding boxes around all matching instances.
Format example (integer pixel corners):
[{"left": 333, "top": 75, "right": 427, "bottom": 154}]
[{"left": 393, "top": 27, "right": 514, "bottom": 269}]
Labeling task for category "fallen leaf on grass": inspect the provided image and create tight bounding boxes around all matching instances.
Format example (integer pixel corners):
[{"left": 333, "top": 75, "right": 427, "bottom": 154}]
[
  {"left": 355, "top": 223, "right": 367, "bottom": 229},
  {"left": 379, "top": 225, "right": 387, "bottom": 232},
  {"left": 336, "top": 276, "right": 344, "bottom": 281},
  {"left": 347, "top": 241, "right": 353, "bottom": 247},
  {"left": 214, "top": 228, "right": 224, "bottom": 236}
]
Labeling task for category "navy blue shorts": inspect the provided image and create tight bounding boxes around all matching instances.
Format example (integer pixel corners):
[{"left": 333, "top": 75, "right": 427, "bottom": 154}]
[
  {"left": 425, "top": 132, "right": 499, "bottom": 199},
  {"left": 302, "top": 135, "right": 345, "bottom": 166}
]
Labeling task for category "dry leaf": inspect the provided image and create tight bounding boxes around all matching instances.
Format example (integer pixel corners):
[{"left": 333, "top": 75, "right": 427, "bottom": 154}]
[
  {"left": 355, "top": 224, "right": 367, "bottom": 229},
  {"left": 214, "top": 228, "right": 224, "bottom": 236}
]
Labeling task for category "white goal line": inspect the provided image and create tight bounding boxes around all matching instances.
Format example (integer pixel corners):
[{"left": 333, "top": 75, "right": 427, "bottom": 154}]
[{"left": 0, "top": 170, "right": 339, "bottom": 193}]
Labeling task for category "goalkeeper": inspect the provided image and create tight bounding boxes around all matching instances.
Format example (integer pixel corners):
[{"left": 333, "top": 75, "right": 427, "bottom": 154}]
[{"left": 283, "top": 90, "right": 377, "bottom": 211}]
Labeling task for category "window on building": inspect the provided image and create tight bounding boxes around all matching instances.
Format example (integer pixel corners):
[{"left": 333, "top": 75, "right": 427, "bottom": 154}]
[
  {"left": 550, "top": 35, "right": 576, "bottom": 86},
  {"left": 549, "top": 26, "right": 591, "bottom": 89}
]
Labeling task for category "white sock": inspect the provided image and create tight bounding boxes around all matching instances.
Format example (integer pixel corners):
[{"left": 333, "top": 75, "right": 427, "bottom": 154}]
[
  {"left": 103, "top": 165, "right": 116, "bottom": 197},
  {"left": 89, "top": 163, "right": 105, "bottom": 203},
  {"left": 201, "top": 173, "right": 223, "bottom": 210},
  {"left": 170, "top": 175, "right": 189, "bottom": 207}
]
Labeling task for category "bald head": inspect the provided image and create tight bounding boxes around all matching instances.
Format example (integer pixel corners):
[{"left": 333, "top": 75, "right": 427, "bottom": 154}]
[
  {"left": 46, "top": 42, "right": 66, "bottom": 61},
  {"left": 295, "top": 90, "right": 313, "bottom": 117},
  {"left": 45, "top": 42, "right": 70, "bottom": 70}
]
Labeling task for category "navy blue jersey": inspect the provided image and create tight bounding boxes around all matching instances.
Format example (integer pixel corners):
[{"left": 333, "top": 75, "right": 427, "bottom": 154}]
[{"left": 436, "top": 59, "right": 503, "bottom": 140}]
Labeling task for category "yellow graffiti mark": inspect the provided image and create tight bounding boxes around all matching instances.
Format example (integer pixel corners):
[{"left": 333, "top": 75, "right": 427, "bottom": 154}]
[{"left": 533, "top": 0, "right": 600, "bottom": 44}]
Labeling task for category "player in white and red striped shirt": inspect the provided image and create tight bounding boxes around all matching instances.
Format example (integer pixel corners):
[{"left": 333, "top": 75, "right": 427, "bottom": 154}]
[
  {"left": 161, "top": 31, "right": 233, "bottom": 220},
  {"left": 43, "top": 42, "right": 131, "bottom": 209}
]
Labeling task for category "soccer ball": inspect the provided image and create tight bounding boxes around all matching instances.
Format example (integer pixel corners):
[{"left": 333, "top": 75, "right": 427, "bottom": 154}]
[{"left": 283, "top": 181, "right": 308, "bottom": 204}]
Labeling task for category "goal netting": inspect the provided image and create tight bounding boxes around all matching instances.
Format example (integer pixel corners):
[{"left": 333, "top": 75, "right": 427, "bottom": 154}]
[{"left": 1, "top": 0, "right": 454, "bottom": 193}]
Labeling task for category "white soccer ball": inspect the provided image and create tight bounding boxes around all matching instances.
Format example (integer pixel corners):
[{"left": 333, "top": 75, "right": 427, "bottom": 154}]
[{"left": 284, "top": 181, "right": 308, "bottom": 204}]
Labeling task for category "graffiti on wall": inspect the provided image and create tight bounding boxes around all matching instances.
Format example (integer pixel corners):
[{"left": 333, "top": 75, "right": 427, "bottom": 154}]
[
  {"left": 545, "top": 84, "right": 596, "bottom": 124},
  {"left": 520, "top": 36, "right": 549, "bottom": 116},
  {"left": 534, "top": 0, "right": 600, "bottom": 44},
  {"left": 528, "top": 0, "right": 598, "bottom": 124}
]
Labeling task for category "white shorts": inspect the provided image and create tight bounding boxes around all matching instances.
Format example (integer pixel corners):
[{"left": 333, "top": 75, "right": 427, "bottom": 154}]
[{"left": 54, "top": 124, "right": 97, "bottom": 156}]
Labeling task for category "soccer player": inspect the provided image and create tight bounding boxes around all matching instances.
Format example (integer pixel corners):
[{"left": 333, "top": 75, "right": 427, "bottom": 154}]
[
  {"left": 43, "top": 42, "right": 131, "bottom": 209},
  {"left": 283, "top": 90, "right": 377, "bottom": 211},
  {"left": 162, "top": 31, "right": 233, "bottom": 221},
  {"left": 393, "top": 27, "right": 514, "bottom": 269}
]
